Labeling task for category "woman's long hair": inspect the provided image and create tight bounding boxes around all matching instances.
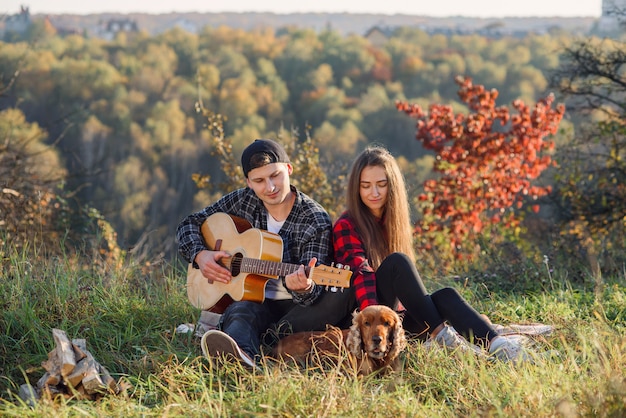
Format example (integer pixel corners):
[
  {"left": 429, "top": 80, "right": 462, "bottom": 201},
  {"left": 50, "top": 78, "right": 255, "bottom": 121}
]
[{"left": 346, "top": 146, "right": 415, "bottom": 269}]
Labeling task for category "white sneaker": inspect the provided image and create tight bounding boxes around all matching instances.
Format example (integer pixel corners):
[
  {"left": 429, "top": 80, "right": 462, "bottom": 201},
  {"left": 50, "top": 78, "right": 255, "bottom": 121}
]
[
  {"left": 492, "top": 323, "right": 554, "bottom": 336},
  {"left": 432, "top": 325, "right": 485, "bottom": 357},
  {"left": 488, "top": 334, "right": 534, "bottom": 364},
  {"left": 200, "top": 330, "right": 258, "bottom": 370}
]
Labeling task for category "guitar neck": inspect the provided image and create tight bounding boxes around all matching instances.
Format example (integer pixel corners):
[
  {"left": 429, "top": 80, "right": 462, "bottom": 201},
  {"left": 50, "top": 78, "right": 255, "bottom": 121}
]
[{"left": 233, "top": 257, "right": 307, "bottom": 278}]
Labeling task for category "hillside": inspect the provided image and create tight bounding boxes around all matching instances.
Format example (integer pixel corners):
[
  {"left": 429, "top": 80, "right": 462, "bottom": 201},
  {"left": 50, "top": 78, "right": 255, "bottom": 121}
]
[{"left": 39, "top": 12, "right": 597, "bottom": 37}]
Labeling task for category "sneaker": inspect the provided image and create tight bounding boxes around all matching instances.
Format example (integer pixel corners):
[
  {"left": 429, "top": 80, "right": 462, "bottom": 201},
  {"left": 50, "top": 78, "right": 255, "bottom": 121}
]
[
  {"left": 488, "top": 334, "right": 534, "bottom": 364},
  {"left": 432, "top": 325, "right": 485, "bottom": 357},
  {"left": 200, "top": 330, "right": 258, "bottom": 370},
  {"left": 492, "top": 323, "right": 554, "bottom": 336}
]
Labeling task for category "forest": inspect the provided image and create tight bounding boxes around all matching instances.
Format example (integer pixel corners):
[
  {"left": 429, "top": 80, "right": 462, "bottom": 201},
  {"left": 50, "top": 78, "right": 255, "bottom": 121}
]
[{"left": 1, "top": 20, "right": 625, "bottom": 278}]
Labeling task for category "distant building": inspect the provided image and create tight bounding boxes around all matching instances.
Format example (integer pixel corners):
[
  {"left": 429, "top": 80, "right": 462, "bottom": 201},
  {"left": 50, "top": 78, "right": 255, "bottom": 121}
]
[
  {"left": 598, "top": 0, "right": 626, "bottom": 34},
  {"left": 97, "top": 18, "right": 139, "bottom": 40},
  {"left": 171, "top": 18, "right": 198, "bottom": 34},
  {"left": 55, "top": 26, "right": 83, "bottom": 37},
  {"left": 364, "top": 26, "right": 394, "bottom": 47},
  {"left": 2, "top": 5, "right": 32, "bottom": 37}
]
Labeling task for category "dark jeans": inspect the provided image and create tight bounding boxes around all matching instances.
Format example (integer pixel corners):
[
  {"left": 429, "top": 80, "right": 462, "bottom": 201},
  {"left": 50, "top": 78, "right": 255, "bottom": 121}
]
[
  {"left": 375, "top": 252, "right": 498, "bottom": 347},
  {"left": 220, "top": 286, "right": 355, "bottom": 359}
]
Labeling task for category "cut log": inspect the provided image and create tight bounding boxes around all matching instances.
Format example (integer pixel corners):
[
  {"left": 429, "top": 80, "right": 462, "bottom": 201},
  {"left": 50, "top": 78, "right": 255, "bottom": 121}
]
[
  {"left": 52, "top": 328, "right": 76, "bottom": 376},
  {"left": 71, "top": 338, "right": 88, "bottom": 362},
  {"left": 39, "top": 383, "right": 64, "bottom": 398},
  {"left": 32, "top": 329, "right": 122, "bottom": 402},
  {"left": 75, "top": 383, "right": 95, "bottom": 401},
  {"left": 81, "top": 351, "right": 107, "bottom": 395},
  {"left": 98, "top": 364, "right": 120, "bottom": 394},
  {"left": 65, "top": 357, "right": 90, "bottom": 387},
  {"left": 18, "top": 384, "right": 39, "bottom": 407},
  {"left": 41, "top": 350, "right": 58, "bottom": 373},
  {"left": 37, "top": 371, "right": 60, "bottom": 387}
]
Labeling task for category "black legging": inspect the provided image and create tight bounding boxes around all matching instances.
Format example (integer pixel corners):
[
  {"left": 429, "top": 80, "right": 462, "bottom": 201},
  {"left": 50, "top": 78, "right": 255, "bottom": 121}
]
[{"left": 376, "top": 252, "right": 498, "bottom": 348}]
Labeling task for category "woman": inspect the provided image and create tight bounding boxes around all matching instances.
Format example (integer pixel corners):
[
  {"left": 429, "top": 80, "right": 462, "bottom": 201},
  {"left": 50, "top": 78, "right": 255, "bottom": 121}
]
[{"left": 333, "top": 146, "right": 531, "bottom": 362}]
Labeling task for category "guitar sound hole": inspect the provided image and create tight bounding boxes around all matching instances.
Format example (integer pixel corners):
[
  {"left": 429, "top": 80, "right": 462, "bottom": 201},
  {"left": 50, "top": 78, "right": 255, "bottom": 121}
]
[{"left": 230, "top": 253, "right": 243, "bottom": 276}]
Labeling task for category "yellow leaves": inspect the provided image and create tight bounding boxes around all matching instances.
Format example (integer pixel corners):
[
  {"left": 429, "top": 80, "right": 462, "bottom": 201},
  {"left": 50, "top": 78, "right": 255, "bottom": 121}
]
[{"left": 191, "top": 173, "right": 211, "bottom": 190}]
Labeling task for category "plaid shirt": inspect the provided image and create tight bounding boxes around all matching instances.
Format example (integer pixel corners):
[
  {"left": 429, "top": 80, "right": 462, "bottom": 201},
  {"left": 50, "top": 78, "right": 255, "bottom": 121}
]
[
  {"left": 176, "top": 186, "right": 332, "bottom": 305},
  {"left": 333, "top": 212, "right": 378, "bottom": 310}
]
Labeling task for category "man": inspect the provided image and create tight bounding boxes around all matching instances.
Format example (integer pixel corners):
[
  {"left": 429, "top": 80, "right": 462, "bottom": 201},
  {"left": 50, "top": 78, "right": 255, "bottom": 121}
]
[{"left": 176, "top": 139, "right": 352, "bottom": 369}]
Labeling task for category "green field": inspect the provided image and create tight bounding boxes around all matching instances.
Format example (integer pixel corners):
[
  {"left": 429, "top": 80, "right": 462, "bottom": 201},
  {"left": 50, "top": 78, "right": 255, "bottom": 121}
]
[{"left": 1, "top": 245, "right": 624, "bottom": 417}]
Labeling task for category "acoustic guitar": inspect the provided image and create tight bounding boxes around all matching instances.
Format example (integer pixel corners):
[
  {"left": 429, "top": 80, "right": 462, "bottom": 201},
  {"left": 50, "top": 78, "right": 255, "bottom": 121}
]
[{"left": 186, "top": 212, "right": 352, "bottom": 311}]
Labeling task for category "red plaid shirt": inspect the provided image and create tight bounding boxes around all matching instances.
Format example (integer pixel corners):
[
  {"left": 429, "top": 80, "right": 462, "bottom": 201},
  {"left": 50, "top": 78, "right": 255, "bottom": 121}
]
[{"left": 333, "top": 212, "right": 379, "bottom": 311}]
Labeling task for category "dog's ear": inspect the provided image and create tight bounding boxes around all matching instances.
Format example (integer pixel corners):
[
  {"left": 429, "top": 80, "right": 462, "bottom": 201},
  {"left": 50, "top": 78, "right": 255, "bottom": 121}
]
[
  {"left": 388, "top": 311, "right": 407, "bottom": 359},
  {"left": 346, "top": 310, "right": 364, "bottom": 358}
]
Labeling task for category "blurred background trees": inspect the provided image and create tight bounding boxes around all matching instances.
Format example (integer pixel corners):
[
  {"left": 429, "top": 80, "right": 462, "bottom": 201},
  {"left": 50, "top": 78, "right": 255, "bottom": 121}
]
[
  {"left": 0, "top": 108, "right": 67, "bottom": 252},
  {"left": 549, "top": 37, "right": 626, "bottom": 277},
  {"left": 1, "top": 22, "right": 623, "bottom": 281}
]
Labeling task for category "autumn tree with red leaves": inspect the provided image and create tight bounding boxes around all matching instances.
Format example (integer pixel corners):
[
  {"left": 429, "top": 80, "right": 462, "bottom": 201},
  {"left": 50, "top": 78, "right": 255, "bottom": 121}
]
[{"left": 396, "top": 76, "right": 565, "bottom": 260}]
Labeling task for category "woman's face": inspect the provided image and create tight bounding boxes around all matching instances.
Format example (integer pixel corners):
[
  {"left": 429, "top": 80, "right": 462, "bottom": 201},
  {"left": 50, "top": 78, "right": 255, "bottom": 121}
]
[{"left": 359, "top": 165, "right": 388, "bottom": 218}]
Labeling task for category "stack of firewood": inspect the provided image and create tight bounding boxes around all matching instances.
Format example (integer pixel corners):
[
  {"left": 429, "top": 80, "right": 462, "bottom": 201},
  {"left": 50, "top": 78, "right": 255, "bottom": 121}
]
[{"left": 19, "top": 328, "right": 123, "bottom": 404}]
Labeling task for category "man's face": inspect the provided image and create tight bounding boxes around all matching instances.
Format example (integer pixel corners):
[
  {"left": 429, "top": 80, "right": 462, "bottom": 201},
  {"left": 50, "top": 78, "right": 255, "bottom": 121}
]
[{"left": 246, "top": 162, "right": 293, "bottom": 207}]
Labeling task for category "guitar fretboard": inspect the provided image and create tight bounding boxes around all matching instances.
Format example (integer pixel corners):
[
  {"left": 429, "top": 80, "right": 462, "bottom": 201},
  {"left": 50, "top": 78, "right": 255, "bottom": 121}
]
[{"left": 233, "top": 257, "right": 309, "bottom": 277}]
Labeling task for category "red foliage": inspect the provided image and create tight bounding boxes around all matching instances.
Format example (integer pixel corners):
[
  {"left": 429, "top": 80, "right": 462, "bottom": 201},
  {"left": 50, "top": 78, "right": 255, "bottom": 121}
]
[{"left": 396, "top": 76, "right": 564, "bottom": 255}]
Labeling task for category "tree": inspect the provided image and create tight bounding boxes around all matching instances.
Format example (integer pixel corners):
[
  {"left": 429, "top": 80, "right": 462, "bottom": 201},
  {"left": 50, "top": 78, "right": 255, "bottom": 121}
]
[
  {"left": 0, "top": 109, "right": 78, "bottom": 255},
  {"left": 549, "top": 36, "right": 626, "bottom": 275},
  {"left": 254, "top": 58, "right": 289, "bottom": 126},
  {"left": 0, "top": 106, "right": 125, "bottom": 272},
  {"left": 397, "top": 76, "right": 564, "bottom": 260},
  {"left": 157, "top": 27, "right": 199, "bottom": 78}
]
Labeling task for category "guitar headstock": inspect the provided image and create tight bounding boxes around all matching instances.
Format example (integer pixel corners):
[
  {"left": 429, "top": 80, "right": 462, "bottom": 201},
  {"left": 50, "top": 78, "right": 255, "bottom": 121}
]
[{"left": 310, "top": 263, "right": 352, "bottom": 289}]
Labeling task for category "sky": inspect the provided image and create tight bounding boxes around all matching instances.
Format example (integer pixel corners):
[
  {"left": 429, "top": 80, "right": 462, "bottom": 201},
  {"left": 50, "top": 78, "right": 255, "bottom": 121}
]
[{"left": 3, "top": 0, "right": 603, "bottom": 18}]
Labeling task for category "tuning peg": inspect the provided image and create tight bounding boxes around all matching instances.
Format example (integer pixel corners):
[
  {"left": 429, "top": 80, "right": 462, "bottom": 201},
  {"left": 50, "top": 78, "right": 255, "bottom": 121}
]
[
  {"left": 343, "top": 265, "right": 350, "bottom": 270},
  {"left": 336, "top": 263, "right": 343, "bottom": 269}
]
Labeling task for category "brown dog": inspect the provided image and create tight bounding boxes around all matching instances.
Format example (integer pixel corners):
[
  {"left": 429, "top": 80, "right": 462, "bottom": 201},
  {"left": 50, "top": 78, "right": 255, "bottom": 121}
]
[{"left": 271, "top": 305, "right": 407, "bottom": 375}]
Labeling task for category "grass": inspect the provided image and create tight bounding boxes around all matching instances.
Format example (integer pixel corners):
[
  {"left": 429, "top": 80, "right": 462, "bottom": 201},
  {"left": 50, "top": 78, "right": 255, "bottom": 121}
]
[{"left": 1, "top": 244, "right": 625, "bottom": 417}]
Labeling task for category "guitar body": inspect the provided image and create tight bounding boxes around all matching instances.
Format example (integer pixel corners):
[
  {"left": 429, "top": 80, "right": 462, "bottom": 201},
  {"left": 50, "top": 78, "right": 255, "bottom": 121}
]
[{"left": 186, "top": 212, "right": 283, "bottom": 310}]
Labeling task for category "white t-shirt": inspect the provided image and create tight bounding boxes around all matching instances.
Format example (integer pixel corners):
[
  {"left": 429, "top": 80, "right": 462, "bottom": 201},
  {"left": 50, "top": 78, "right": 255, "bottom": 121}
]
[{"left": 265, "top": 214, "right": 292, "bottom": 300}]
